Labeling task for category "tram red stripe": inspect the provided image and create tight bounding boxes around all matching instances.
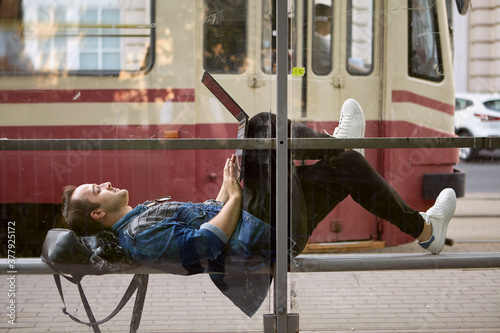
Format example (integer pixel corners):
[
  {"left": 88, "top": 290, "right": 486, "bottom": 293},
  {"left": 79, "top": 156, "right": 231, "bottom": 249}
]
[
  {"left": 0, "top": 88, "right": 195, "bottom": 104},
  {"left": 392, "top": 90, "right": 454, "bottom": 115}
]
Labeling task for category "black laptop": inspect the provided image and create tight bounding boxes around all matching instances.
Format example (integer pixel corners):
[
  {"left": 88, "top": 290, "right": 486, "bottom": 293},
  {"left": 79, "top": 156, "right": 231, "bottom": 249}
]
[{"left": 201, "top": 71, "right": 249, "bottom": 158}]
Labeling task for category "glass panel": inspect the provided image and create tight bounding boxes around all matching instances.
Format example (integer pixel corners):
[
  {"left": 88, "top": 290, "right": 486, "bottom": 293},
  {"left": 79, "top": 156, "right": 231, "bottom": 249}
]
[
  {"left": 312, "top": 0, "right": 333, "bottom": 75},
  {"left": 347, "top": 0, "right": 373, "bottom": 75},
  {"left": 409, "top": 0, "right": 444, "bottom": 81},
  {"left": 2, "top": 0, "right": 499, "bottom": 332},
  {"left": 289, "top": 2, "right": 499, "bottom": 332},
  {"left": 0, "top": 0, "right": 152, "bottom": 75},
  {"left": 203, "top": 0, "right": 247, "bottom": 73},
  {"left": 2, "top": 1, "right": 272, "bottom": 332}
]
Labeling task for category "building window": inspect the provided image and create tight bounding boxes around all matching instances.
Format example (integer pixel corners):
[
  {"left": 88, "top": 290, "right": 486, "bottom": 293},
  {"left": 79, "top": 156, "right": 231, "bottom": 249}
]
[{"left": 80, "top": 8, "right": 121, "bottom": 71}]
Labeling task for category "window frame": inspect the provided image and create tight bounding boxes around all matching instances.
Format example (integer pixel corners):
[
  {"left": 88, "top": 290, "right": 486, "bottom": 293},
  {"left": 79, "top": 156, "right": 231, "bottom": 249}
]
[
  {"left": 407, "top": 0, "right": 444, "bottom": 82},
  {"left": 346, "top": 0, "right": 374, "bottom": 76}
]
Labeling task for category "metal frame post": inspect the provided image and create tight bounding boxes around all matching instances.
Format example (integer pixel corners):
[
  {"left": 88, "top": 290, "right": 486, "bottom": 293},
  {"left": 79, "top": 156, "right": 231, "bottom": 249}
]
[{"left": 273, "top": 0, "right": 291, "bottom": 332}]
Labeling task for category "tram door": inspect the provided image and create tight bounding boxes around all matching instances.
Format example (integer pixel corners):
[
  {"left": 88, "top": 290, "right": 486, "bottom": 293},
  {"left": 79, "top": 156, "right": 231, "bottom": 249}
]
[{"left": 303, "top": 0, "right": 382, "bottom": 244}]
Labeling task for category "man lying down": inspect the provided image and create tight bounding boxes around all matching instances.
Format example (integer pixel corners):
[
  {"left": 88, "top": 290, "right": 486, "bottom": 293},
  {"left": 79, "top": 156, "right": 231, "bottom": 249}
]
[{"left": 61, "top": 100, "right": 457, "bottom": 316}]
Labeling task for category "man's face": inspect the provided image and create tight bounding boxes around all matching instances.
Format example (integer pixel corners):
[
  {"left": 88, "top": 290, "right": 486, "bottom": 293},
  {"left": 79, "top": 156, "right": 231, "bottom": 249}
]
[{"left": 72, "top": 182, "right": 129, "bottom": 216}]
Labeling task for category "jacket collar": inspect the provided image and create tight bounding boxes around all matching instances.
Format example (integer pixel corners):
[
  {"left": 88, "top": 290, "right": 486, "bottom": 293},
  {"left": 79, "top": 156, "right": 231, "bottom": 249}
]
[{"left": 111, "top": 204, "right": 147, "bottom": 235}]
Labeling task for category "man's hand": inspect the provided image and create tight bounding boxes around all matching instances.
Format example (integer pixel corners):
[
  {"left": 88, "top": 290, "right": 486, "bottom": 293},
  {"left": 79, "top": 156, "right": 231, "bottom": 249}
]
[
  {"left": 216, "top": 154, "right": 241, "bottom": 202},
  {"left": 210, "top": 154, "right": 243, "bottom": 239},
  {"left": 222, "top": 154, "right": 242, "bottom": 200}
]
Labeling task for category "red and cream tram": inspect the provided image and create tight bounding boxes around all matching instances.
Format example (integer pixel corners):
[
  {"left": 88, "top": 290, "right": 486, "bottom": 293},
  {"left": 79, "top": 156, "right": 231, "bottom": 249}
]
[{"left": 0, "top": 0, "right": 465, "bottom": 251}]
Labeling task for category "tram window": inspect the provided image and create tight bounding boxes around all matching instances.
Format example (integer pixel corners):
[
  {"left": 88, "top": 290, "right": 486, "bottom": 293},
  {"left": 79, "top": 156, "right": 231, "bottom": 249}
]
[
  {"left": 1, "top": 0, "right": 153, "bottom": 75},
  {"left": 312, "top": 0, "right": 333, "bottom": 75},
  {"left": 0, "top": 0, "right": 33, "bottom": 73},
  {"left": 408, "top": 0, "right": 444, "bottom": 81},
  {"left": 261, "top": 0, "right": 295, "bottom": 74},
  {"left": 261, "top": 0, "right": 274, "bottom": 74},
  {"left": 203, "top": 0, "right": 247, "bottom": 74},
  {"left": 346, "top": 0, "right": 374, "bottom": 75}
]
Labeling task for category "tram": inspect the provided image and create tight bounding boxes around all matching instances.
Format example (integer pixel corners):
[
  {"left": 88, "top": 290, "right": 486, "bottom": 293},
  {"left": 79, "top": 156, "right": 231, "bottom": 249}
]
[{"left": 0, "top": 0, "right": 466, "bottom": 252}]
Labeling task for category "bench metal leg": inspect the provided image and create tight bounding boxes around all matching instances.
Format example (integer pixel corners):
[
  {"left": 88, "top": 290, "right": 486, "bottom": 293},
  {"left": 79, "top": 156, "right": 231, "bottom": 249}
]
[{"left": 263, "top": 313, "right": 299, "bottom": 333}]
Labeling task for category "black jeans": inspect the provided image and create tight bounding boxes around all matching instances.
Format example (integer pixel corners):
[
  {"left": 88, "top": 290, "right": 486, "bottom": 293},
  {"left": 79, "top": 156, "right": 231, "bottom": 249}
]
[{"left": 242, "top": 112, "right": 425, "bottom": 255}]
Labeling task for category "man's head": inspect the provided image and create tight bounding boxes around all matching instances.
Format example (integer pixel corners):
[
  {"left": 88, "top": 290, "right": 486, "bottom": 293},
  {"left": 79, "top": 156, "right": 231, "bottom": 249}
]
[
  {"left": 314, "top": 4, "right": 332, "bottom": 37},
  {"left": 61, "top": 182, "right": 131, "bottom": 236}
]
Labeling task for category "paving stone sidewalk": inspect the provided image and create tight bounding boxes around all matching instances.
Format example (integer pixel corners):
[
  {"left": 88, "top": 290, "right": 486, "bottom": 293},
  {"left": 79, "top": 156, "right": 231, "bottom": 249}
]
[
  {"left": 1, "top": 267, "right": 499, "bottom": 333},
  {"left": 1, "top": 194, "right": 499, "bottom": 332}
]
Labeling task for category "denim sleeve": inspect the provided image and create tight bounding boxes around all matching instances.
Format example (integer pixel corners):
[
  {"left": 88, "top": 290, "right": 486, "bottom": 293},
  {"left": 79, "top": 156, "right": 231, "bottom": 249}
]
[
  {"left": 172, "top": 225, "right": 226, "bottom": 274},
  {"left": 200, "top": 223, "right": 228, "bottom": 244},
  {"left": 198, "top": 226, "right": 226, "bottom": 260},
  {"left": 120, "top": 218, "right": 227, "bottom": 275}
]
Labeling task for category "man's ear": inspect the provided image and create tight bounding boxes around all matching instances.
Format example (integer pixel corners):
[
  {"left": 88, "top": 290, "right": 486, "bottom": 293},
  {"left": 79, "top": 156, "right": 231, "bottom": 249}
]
[{"left": 91, "top": 209, "right": 106, "bottom": 221}]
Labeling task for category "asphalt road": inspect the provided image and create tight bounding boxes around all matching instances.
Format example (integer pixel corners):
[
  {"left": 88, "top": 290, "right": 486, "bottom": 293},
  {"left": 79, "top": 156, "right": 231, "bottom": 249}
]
[{"left": 456, "top": 149, "right": 500, "bottom": 194}]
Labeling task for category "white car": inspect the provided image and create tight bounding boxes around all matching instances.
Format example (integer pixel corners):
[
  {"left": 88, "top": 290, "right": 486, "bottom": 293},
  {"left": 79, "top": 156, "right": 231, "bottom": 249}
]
[{"left": 455, "top": 92, "right": 500, "bottom": 160}]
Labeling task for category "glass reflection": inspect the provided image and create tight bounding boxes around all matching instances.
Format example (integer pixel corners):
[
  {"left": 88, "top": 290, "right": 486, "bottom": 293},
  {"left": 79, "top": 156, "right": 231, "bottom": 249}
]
[
  {"left": 0, "top": 0, "right": 33, "bottom": 73},
  {"left": 1, "top": 0, "right": 152, "bottom": 74},
  {"left": 0, "top": 0, "right": 498, "bottom": 331},
  {"left": 347, "top": 0, "right": 373, "bottom": 75},
  {"left": 204, "top": 0, "right": 247, "bottom": 73},
  {"left": 409, "top": 0, "right": 444, "bottom": 81}
]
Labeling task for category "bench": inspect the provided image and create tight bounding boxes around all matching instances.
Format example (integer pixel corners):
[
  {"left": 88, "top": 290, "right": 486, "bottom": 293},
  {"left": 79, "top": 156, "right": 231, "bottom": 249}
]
[{"left": 2, "top": 252, "right": 500, "bottom": 275}]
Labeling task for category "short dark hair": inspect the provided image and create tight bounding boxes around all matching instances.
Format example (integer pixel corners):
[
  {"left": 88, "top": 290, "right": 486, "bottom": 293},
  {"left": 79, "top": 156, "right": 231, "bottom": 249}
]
[
  {"left": 315, "top": 4, "right": 332, "bottom": 19},
  {"left": 61, "top": 185, "right": 103, "bottom": 236}
]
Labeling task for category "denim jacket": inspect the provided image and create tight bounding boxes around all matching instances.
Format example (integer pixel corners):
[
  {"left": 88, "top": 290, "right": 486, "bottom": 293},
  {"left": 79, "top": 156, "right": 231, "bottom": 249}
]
[{"left": 111, "top": 200, "right": 276, "bottom": 317}]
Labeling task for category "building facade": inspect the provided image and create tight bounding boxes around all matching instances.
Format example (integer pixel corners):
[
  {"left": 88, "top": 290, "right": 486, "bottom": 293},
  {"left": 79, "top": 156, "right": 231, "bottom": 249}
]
[{"left": 453, "top": 0, "right": 500, "bottom": 93}]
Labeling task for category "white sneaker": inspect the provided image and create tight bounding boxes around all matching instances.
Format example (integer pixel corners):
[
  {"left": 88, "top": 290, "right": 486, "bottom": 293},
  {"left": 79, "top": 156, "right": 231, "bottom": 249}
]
[
  {"left": 418, "top": 188, "right": 457, "bottom": 255},
  {"left": 324, "top": 99, "right": 366, "bottom": 154}
]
